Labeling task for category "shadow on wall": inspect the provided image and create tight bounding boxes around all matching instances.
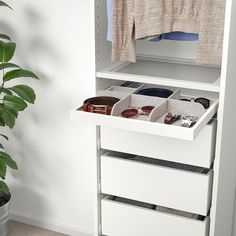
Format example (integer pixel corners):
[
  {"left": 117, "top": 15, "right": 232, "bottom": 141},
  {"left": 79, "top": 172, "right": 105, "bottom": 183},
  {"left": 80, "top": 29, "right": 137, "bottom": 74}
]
[
  {"left": 1, "top": 5, "right": 65, "bottom": 216},
  {"left": 10, "top": 186, "right": 49, "bottom": 218},
  {"left": 1, "top": 5, "right": 63, "bottom": 83},
  {"left": 21, "top": 7, "right": 63, "bottom": 84},
  {"left": 0, "top": 21, "right": 15, "bottom": 39},
  {"left": 7, "top": 134, "right": 50, "bottom": 218}
]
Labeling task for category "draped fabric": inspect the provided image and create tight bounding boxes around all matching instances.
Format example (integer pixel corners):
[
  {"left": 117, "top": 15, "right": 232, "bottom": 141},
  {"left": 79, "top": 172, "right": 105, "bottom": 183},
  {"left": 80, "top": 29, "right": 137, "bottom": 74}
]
[
  {"left": 112, "top": 0, "right": 226, "bottom": 65},
  {"left": 197, "top": 0, "right": 226, "bottom": 65},
  {"left": 106, "top": 0, "right": 198, "bottom": 42}
]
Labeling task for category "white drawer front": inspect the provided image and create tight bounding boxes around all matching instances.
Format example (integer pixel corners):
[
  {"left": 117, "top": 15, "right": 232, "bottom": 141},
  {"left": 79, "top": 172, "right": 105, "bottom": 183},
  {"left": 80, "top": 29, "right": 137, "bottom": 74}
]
[
  {"left": 101, "top": 198, "right": 210, "bottom": 236},
  {"left": 101, "top": 120, "right": 216, "bottom": 168},
  {"left": 101, "top": 154, "right": 213, "bottom": 215}
]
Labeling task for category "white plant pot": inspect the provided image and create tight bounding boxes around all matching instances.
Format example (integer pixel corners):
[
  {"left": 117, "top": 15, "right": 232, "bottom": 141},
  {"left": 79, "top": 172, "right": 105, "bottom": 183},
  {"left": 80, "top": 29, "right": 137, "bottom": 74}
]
[{"left": 0, "top": 193, "right": 11, "bottom": 236}]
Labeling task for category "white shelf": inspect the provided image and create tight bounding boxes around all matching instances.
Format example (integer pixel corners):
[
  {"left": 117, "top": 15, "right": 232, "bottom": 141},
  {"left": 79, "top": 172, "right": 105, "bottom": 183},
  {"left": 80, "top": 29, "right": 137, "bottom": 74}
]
[{"left": 97, "top": 57, "right": 221, "bottom": 93}]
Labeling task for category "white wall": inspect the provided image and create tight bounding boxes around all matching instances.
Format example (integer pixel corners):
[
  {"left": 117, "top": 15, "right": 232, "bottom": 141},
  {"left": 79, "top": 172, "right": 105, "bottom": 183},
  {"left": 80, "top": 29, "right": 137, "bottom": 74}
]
[
  {"left": 0, "top": 0, "right": 95, "bottom": 235},
  {"left": 0, "top": 1, "right": 235, "bottom": 236}
]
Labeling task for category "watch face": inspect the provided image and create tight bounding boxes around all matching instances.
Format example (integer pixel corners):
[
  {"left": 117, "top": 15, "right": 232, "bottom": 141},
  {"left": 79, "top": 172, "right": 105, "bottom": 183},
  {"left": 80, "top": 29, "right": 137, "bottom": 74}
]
[
  {"left": 182, "top": 115, "right": 198, "bottom": 127},
  {"left": 182, "top": 119, "right": 191, "bottom": 127},
  {"left": 183, "top": 115, "right": 198, "bottom": 121}
]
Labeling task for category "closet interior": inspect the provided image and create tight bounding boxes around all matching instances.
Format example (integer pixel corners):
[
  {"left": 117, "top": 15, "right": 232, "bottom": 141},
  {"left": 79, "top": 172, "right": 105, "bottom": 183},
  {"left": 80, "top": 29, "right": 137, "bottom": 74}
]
[{"left": 71, "top": 0, "right": 236, "bottom": 236}]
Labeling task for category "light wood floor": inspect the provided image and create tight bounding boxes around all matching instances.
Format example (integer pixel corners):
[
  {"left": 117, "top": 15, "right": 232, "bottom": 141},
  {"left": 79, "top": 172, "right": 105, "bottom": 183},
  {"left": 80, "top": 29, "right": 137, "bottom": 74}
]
[{"left": 8, "top": 221, "right": 68, "bottom": 236}]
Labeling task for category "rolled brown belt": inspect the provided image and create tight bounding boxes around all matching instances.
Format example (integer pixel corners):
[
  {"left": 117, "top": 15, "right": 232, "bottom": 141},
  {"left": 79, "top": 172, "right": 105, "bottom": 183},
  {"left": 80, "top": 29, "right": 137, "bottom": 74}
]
[{"left": 82, "top": 96, "right": 120, "bottom": 115}]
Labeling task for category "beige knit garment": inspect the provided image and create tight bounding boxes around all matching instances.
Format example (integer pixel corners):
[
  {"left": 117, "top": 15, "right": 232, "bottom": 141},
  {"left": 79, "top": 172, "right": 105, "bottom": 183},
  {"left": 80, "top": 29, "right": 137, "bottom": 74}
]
[
  {"left": 197, "top": 0, "right": 226, "bottom": 65},
  {"left": 112, "top": 0, "right": 226, "bottom": 65}
]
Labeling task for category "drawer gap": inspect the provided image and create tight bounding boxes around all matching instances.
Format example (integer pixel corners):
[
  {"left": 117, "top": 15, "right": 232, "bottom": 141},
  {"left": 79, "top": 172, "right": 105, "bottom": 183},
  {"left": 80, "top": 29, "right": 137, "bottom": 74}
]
[
  {"left": 103, "top": 151, "right": 210, "bottom": 174},
  {"left": 104, "top": 195, "right": 206, "bottom": 221}
]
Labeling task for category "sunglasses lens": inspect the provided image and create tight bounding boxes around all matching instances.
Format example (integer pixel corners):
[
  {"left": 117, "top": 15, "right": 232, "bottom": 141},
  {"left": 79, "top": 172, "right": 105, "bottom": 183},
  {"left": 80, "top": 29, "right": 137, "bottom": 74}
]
[
  {"left": 195, "top": 98, "right": 210, "bottom": 109},
  {"left": 121, "top": 109, "right": 138, "bottom": 118},
  {"left": 142, "top": 106, "right": 155, "bottom": 114}
]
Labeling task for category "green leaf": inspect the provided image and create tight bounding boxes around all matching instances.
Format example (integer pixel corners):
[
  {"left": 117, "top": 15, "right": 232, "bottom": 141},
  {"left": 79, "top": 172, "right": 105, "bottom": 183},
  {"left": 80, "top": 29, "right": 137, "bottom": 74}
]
[
  {"left": 0, "top": 104, "right": 16, "bottom": 127},
  {"left": 1, "top": 88, "right": 12, "bottom": 95},
  {"left": 3, "top": 95, "right": 27, "bottom": 111},
  {"left": 0, "top": 41, "right": 16, "bottom": 62},
  {"left": 9, "top": 85, "right": 36, "bottom": 104},
  {"left": 0, "top": 160, "right": 6, "bottom": 179},
  {"left": 3, "top": 69, "right": 39, "bottom": 82},
  {"left": 0, "top": 108, "right": 16, "bottom": 128},
  {"left": 0, "top": 134, "right": 8, "bottom": 141},
  {"left": 0, "top": 181, "right": 9, "bottom": 194},
  {"left": 0, "top": 63, "right": 20, "bottom": 70},
  {"left": 0, "top": 117, "right": 5, "bottom": 127},
  {"left": 0, "top": 1, "right": 13, "bottom": 10},
  {"left": 0, "top": 99, "right": 17, "bottom": 117},
  {"left": 0, "top": 34, "right": 11, "bottom": 41},
  {"left": 0, "top": 144, "right": 4, "bottom": 149},
  {"left": 3, "top": 103, "right": 18, "bottom": 117},
  {"left": 0, "top": 151, "right": 17, "bottom": 169}
]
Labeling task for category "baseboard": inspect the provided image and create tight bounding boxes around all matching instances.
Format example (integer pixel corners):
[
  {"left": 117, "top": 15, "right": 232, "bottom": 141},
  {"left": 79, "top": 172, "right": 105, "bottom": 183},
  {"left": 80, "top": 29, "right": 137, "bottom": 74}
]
[{"left": 10, "top": 212, "right": 93, "bottom": 236}]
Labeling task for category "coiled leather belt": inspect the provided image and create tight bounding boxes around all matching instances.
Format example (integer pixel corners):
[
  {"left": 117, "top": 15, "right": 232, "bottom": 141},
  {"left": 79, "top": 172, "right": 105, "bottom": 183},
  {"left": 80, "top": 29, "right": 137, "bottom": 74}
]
[{"left": 82, "top": 96, "right": 120, "bottom": 115}]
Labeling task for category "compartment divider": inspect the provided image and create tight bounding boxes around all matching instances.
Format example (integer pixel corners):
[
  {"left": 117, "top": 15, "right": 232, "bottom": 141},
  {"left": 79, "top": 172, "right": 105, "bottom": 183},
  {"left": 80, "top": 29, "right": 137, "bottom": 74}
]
[
  {"left": 111, "top": 94, "right": 166, "bottom": 121},
  {"left": 150, "top": 101, "right": 168, "bottom": 122},
  {"left": 168, "top": 89, "right": 181, "bottom": 99}
]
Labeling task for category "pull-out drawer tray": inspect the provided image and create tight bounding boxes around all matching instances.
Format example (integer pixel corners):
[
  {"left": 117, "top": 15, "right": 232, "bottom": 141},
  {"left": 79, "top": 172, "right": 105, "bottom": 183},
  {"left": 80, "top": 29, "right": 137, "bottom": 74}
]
[
  {"left": 101, "top": 153, "right": 213, "bottom": 215},
  {"left": 101, "top": 120, "right": 217, "bottom": 168},
  {"left": 70, "top": 98, "right": 218, "bottom": 141},
  {"left": 101, "top": 197, "right": 210, "bottom": 236}
]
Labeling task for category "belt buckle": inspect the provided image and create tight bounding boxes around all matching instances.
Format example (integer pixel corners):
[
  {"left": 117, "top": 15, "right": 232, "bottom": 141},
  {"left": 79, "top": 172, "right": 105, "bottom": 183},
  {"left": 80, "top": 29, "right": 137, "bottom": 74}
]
[{"left": 91, "top": 105, "right": 109, "bottom": 115}]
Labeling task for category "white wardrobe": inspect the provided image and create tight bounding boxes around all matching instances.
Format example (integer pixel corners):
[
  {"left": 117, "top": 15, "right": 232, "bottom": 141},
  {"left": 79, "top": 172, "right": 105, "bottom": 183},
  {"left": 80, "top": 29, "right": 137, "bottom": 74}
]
[{"left": 71, "top": 0, "right": 236, "bottom": 235}]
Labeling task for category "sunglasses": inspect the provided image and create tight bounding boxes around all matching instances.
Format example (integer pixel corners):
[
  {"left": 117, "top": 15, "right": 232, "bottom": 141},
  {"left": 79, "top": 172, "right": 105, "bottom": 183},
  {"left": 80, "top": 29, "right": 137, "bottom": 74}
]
[
  {"left": 180, "top": 97, "right": 210, "bottom": 109},
  {"left": 121, "top": 106, "right": 155, "bottom": 118}
]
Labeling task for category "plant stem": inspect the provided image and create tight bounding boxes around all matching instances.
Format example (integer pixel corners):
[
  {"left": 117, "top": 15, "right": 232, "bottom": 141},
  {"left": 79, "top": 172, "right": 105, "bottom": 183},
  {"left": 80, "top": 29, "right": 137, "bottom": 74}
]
[{"left": 0, "top": 69, "right": 4, "bottom": 96}]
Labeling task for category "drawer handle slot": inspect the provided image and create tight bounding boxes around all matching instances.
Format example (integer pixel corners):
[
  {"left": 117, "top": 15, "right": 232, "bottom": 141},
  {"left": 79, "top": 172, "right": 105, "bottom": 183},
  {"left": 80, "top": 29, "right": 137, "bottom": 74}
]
[
  {"left": 104, "top": 195, "right": 206, "bottom": 221},
  {"left": 104, "top": 151, "right": 210, "bottom": 174}
]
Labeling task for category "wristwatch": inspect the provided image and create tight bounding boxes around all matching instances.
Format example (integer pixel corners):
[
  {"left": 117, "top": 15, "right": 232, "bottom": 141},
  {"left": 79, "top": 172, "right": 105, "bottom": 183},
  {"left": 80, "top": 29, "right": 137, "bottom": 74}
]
[
  {"left": 82, "top": 96, "right": 120, "bottom": 115},
  {"left": 181, "top": 115, "right": 198, "bottom": 128},
  {"left": 164, "top": 113, "right": 181, "bottom": 125}
]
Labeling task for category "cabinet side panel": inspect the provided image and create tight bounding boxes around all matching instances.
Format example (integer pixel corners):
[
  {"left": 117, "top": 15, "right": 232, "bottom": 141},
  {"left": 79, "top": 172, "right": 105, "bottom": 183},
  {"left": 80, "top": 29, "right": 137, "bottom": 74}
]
[
  {"left": 90, "top": 1, "right": 101, "bottom": 236},
  {"left": 210, "top": 0, "right": 236, "bottom": 236},
  {"left": 95, "top": 0, "right": 111, "bottom": 71}
]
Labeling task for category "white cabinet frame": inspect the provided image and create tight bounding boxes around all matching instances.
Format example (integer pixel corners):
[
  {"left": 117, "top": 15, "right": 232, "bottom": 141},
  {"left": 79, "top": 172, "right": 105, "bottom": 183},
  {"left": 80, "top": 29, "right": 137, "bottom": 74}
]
[{"left": 77, "top": 1, "right": 236, "bottom": 235}]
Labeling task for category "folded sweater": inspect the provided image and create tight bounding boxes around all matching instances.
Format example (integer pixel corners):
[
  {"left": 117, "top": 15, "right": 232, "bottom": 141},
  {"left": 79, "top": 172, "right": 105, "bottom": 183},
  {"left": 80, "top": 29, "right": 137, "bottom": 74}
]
[{"left": 112, "top": 0, "right": 226, "bottom": 65}]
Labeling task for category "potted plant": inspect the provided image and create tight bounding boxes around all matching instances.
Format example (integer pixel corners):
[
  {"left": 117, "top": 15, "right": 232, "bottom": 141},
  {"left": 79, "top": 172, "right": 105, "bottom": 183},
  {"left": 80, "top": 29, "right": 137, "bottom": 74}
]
[{"left": 0, "top": 1, "right": 39, "bottom": 235}]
